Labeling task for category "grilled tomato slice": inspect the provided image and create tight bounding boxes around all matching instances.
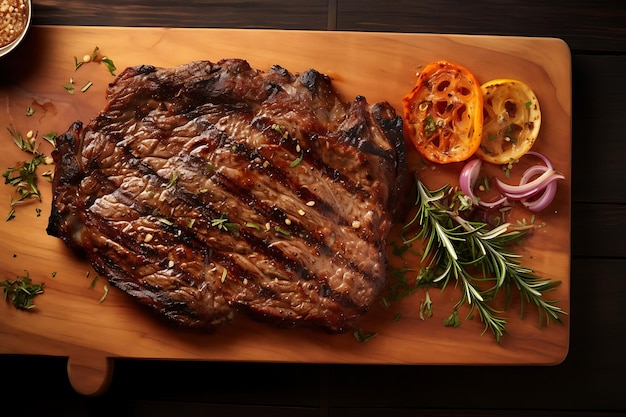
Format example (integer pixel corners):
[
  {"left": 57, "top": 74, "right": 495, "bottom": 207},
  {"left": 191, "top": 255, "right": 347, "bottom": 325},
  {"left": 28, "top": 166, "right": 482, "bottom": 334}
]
[
  {"left": 402, "top": 60, "right": 483, "bottom": 164},
  {"left": 476, "top": 78, "right": 541, "bottom": 164}
]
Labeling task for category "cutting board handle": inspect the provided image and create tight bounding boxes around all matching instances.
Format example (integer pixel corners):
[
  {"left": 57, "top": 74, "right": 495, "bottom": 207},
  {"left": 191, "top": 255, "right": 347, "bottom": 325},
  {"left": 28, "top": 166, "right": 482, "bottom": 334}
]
[{"left": 67, "top": 351, "right": 114, "bottom": 396}]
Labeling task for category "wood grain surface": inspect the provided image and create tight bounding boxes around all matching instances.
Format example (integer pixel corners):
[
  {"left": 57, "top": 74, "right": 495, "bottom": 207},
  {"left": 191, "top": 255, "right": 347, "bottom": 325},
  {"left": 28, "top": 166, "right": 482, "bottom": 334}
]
[
  {"left": 1, "top": 1, "right": 625, "bottom": 416},
  {"left": 0, "top": 26, "right": 571, "bottom": 395}
]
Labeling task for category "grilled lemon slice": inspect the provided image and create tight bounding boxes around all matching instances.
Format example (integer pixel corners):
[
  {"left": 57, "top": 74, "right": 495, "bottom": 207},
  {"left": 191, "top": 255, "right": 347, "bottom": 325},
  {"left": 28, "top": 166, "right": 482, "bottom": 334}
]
[{"left": 476, "top": 78, "right": 541, "bottom": 164}]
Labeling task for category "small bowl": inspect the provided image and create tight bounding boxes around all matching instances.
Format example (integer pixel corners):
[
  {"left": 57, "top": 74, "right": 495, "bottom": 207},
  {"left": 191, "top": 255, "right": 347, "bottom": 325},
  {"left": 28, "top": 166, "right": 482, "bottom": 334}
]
[{"left": 0, "top": 0, "right": 32, "bottom": 59}]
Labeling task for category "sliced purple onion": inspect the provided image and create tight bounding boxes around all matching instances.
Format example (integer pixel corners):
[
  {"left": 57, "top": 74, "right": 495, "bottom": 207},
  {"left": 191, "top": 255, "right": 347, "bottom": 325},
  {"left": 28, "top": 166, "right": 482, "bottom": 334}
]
[
  {"left": 460, "top": 151, "right": 564, "bottom": 213},
  {"left": 521, "top": 179, "right": 558, "bottom": 212},
  {"left": 459, "top": 158, "right": 508, "bottom": 208},
  {"left": 459, "top": 158, "right": 482, "bottom": 200},
  {"left": 496, "top": 168, "right": 565, "bottom": 200}
]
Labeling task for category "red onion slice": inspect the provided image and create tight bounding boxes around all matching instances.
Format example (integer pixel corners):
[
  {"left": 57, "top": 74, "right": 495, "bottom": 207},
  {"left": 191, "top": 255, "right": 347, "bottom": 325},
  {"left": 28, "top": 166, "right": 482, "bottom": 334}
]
[
  {"left": 521, "top": 179, "right": 558, "bottom": 212},
  {"left": 459, "top": 158, "right": 508, "bottom": 208},
  {"left": 517, "top": 155, "right": 561, "bottom": 211},
  {"left": 496, "top": 168, "right": 564, "bottom": 200},
  {"left": 459, "top": 158, "right": 482, "bottom": 201},
  {"left": 459, "top": 151, "right": 563, "bottom": 213},
  {"left": 526, "top": 151, "right": 554, "bottom": 170}
]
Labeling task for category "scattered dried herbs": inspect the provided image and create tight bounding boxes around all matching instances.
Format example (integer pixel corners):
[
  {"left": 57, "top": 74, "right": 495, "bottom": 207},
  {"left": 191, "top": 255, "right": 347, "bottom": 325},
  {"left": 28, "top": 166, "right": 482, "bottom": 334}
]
[{"left": 0, "top": 272, "right": 44, "bottom": 310}]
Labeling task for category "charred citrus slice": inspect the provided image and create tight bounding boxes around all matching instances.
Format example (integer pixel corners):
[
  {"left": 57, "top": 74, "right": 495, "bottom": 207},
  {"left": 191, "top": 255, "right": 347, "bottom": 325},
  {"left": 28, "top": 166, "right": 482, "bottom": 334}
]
[
  {"left": 402, "top": 60, "right": 483, "bottom": 164},
  {"left": 476, "top": 78, "right": 541, "bottom": 164}
]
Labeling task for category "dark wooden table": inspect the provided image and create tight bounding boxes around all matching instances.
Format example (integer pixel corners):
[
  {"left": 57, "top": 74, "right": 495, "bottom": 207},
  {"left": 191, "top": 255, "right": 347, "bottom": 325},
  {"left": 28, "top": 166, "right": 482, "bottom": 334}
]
[{"left": 2, "top": 1, "right": 625, "bottom": 416}]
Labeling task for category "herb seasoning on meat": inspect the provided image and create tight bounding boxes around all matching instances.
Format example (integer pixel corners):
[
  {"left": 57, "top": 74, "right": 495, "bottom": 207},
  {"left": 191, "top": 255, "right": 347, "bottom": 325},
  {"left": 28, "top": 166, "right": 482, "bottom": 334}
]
[{"left": 46, "top": 59, "right": 407, "bottom": 333}]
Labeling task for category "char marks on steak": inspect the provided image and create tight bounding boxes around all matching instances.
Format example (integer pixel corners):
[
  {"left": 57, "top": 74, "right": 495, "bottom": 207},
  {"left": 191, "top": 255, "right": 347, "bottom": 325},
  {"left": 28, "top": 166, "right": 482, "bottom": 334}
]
[{"left": 47, "top": 58, "right": 406, "bottom": 333}]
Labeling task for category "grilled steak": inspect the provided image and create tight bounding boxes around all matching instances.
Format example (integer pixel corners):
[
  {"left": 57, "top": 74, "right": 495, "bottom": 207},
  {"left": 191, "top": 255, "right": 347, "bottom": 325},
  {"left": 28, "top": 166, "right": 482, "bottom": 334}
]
[{"left": 47, "top": 58, "right": 406, "bottom": 333}]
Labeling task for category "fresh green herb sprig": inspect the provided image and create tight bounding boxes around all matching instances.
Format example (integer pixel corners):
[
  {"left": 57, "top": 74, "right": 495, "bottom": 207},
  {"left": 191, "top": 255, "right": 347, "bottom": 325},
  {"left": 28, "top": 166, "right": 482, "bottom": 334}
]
[
  {"left": 401, "top": 180, "right": 566, "bottom": 343},
  {"left": 2, "top": 154, "right": 46, "bottom": 206},
  {"left": 2, "top": 126, "right": 54, "bottom": 210},
  {"left": 8, "top": 125, "right": 37, "bottom": 154},
  {"left": 0, "top": 272, "right": 44, "bottom": 310}
]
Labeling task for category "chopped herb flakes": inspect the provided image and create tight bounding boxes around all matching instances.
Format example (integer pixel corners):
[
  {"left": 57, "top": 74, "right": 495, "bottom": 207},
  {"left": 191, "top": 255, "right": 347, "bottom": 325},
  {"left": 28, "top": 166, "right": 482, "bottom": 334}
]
[
  {"left": 80, "top": 81, "right": 93, "bottom": 92},
  {"left": 211, "top": 214, "right": 239, "bottom": 233},
  {"left": 3, "top": 127, "right": 51, "bottom": 187},
  {"left": 74, "top": 56, "right": 84, "bottom": 70},
  {"left": 5, "top": 208, "right": 15, "bottom": 221},
  {"left": 419, "top": 290, "right": 433, "bottom": 320},
  {"left": 63, "top": 83, "right": 75, "bottom": 95},
  {"left": 390, "top": 241, "right": 410, "bottom": 257},
  {"left": 444, "top": 309, "right": 461, "bottom": 328},
  {"left": 2, "top": 154, "right": 47, "bottom": 206},
  {"left": 89, "top": 274, "right": 99, "bottom": 289},
  {"left": 166, "top": 171, "right": 179, "bottom": 189},
  {"left": 99, "top": 285, "right": 109, "bottom": 304},
  {"left": 8, "top": 125, "right": 37, "bottom": 154},
  {"left": 245, "top": 222, "right": 262, "bottom": 231},
  {"left": 289, "top": 151, "right": 304, "bottom": 168},
  {"left": 157, "top": 218, "right": 173, "bottom": 226},
  {"left": 70, "top": 47, "right": 117, "bottom": 96},
  {"left": 101, "top": 57, "right": 116, "bottom": 75},
  {"left": 0, "top": 272, "right": 44, "bottom": 310},
  {"left": 353, "top": 328, "right": 377, "bottom": 343},
  {"left": 424, "top": 114, "right": 436, "bottom": 137},
  {"left": 271, "top": 124, "right": 283, "bottom": 135},
  {"left": 274, "top": 225, "right": 291, "bottom": 236},
  {"left": 90, "top": 46, "right": 100, "bottom": 61},
  {"left": 42, "top": 132, "right": 57, "bottom": 147}
]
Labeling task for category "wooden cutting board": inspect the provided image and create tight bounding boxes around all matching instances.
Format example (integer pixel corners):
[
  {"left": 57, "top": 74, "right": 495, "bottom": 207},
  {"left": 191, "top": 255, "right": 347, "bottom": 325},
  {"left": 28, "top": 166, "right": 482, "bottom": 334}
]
[{"left": 0, "top": 26, "right": 571, "bottom": 396}]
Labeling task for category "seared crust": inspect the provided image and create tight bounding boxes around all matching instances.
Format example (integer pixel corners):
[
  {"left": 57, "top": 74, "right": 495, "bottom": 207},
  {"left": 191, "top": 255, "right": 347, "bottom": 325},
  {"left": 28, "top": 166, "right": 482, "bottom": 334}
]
[{"left": 47, "top": 58, "right": 406, "bottom": 333}]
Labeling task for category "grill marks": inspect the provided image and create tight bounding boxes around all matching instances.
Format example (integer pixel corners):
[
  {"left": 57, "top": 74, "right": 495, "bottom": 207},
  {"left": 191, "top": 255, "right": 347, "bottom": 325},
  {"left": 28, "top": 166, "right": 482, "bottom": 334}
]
[
  {"left": 47, "top": 59, "right": 406, "bottom": 333},
  {"left": 86, "top": 109, "right": 375, "bottom": 309}
]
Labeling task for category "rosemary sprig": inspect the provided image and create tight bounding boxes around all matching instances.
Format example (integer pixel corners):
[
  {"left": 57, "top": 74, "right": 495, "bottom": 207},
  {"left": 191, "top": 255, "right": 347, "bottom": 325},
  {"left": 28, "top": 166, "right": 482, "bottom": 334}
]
[
  {"left": 451, "top": 213, "right": 565, "bottom": 326},
  {"left": 8, "top": 125, "right": 37, "bottom": 154},
  {"left": 401, "top": 180, "right": 566, "bottom": 343},
  {"left": 2, "top": 154, "right": 46, "bottom": 206},
  {"left": 3, "top": 126, "right": 56, "bottom": 210}
]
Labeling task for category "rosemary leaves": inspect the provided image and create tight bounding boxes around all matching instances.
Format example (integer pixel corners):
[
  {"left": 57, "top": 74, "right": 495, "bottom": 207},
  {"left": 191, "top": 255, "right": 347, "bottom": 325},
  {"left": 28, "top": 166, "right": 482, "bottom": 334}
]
[
  {"left": 400, "top": 180, "right": 567, "bottom": 343},
  {"left": 0, "top": 272, "right": 44, "bottom": 310}
]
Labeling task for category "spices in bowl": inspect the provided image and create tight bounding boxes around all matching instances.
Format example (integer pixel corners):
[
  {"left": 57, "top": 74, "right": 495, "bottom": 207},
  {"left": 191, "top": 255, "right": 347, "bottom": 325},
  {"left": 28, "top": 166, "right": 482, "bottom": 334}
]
[{"left": 0, "top": 0, "right": 29, "bottom": 50}]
